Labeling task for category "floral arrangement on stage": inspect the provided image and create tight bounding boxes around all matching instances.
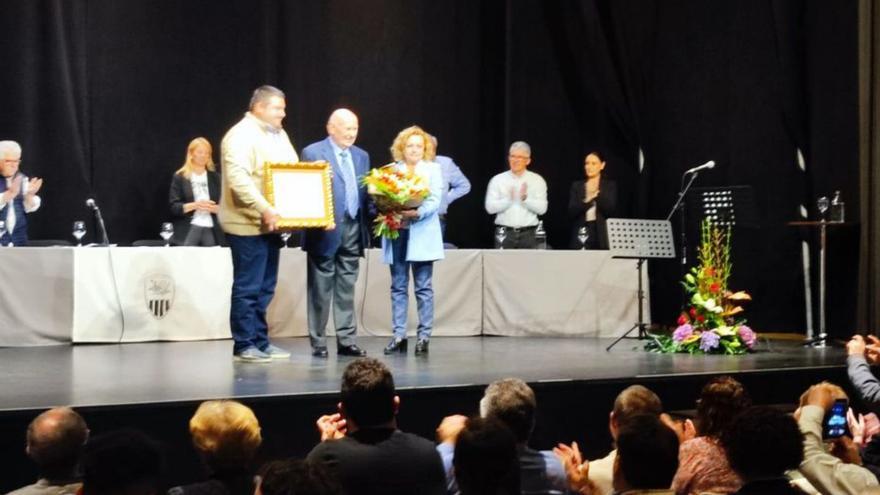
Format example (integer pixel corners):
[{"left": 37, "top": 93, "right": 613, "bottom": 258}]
[
  {"left": 363, "top": 164, "right": 429, "bottom": 240},
  {"left": 646, "top": 219, "right": 755, "bottom": 355}
]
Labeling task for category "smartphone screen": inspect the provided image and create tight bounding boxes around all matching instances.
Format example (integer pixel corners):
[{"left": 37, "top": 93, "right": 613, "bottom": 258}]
[{"left": 823, "top": 399, "right": 849, "bottom": 439}]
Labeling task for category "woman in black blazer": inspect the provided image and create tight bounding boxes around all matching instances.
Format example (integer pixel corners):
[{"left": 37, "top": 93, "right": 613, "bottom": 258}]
[
  {"left": 168, "top": 137, "right": 225, "bottom": 246},
  {"left": 568, "top": 151, "right": 617, "bottom": 249}
]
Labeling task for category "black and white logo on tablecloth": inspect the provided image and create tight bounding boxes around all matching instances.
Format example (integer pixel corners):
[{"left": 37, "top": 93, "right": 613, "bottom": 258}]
[{"left": 144, "top": 273, "right": 175, "bottom": 320}]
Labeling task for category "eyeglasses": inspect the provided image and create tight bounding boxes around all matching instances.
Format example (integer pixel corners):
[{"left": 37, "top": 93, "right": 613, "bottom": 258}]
[
  {"left": 508, "top": 154, "right": 530, "bottom": 161},
  {"left": 2, "top": 159, "right": 21, "bottom": 164}
]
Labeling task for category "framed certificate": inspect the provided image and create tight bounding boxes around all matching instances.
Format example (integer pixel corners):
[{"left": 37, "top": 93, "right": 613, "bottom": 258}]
[{"left": 263, "top": 161, "right": 335, "bottom": 229}]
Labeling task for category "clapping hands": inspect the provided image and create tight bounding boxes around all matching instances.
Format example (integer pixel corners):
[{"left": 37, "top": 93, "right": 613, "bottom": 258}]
[
  {"left": 847, "top": 334, "right": 880, "bottom": 364},
  {"left": 316, "top": 412, "right": 347, "bottom": 442},
  {"left": 553, "top": 441, "right": 595, "bottom": 494}
]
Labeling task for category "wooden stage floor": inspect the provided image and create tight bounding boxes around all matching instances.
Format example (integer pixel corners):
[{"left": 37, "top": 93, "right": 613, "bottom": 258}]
[{"left": 0, "top": 335, "right": 847, "bottom": 412}]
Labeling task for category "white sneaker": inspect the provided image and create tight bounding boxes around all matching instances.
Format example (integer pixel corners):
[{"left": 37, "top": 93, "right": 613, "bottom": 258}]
[
  {"left": 262, "top": 344, "right": 291, "bottom": 359},
  {"left": 233, "top": 347, "right": 272, "bottom": 363}
]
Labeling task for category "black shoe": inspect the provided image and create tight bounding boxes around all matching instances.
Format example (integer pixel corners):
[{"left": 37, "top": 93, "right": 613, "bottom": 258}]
[
  {"left": 338, "top": 344, "right": 367, "bottom": 357},
  {"left": 383, "top": 338, "right": 408, "bottom": 354},
  {"left": 414, "top": 339, "right": 429, "bottom": 355},
  {"left": 312, "top": 347, "right": 328, "bottom": 358}
]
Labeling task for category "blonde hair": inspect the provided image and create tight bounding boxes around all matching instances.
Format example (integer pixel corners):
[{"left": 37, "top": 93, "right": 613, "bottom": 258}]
[
  {"left": 175, "top": 137, "right": 216, "bottom": 179},
  {"left": 390, "top": 126, "right": 436, "bottom": 163},
  {"left": 189, "top": 400, "right": 261, "bottom": 469}
]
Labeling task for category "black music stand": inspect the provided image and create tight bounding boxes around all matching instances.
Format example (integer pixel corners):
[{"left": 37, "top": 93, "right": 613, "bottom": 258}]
[{"left": 605, "top": 218, "right": 676, "bottom": 351}]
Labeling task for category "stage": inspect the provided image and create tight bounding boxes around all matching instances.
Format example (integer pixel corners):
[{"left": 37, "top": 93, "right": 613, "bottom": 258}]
[{"left": 0, "top": 335, "right": 849, "bottom": 491}]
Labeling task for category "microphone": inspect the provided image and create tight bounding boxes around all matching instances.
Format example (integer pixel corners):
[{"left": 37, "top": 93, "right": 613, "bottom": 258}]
[
  {"left": 86, "top": 198, "right": 110, "bottom": 246},
  {"left": 684, "top": 160, "right": 715, "bottom": 175}
]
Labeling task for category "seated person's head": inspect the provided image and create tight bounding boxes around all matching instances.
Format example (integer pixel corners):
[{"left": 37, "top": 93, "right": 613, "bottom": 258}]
[
  {"left": 613, "top": 414, "right": 679, "bottom": 492},
  {"left": 695, "top": 376, "right": 751, "bottom": 438},
  {"left": 479, "top": 378, "right": 536, "bottom": 444},
  {"left": 340, "top": 358, "right": 398, "bottom": 428},
  {"left": 610, "top": 384, "right": 663, "bottom": 439},
  {"left": 81, "top": 429, "right": 163, "bottom": 495},
  {"left": 26, "top": 406, "right": 89, "bottom": 480},
  {"left": 721, "top": 406, "right": 803, "bottom": 483},
  {"left": 189, "top": 400, "right": 262, "bottom": 471},
  {"left": 453, "top": 417, "right": 520, "bottom": 495},
  {"left": 257, "top": 458, "right": 344, "bottom": 495}
]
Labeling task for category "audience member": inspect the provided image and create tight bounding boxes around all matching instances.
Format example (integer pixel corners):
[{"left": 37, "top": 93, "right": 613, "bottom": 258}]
[
  {"left": 168, "top": 400, "right": 261, "bottom": 495},
  {"left": 168, "top": 137, "right": 224, "bottom": 246},
  {"left": 795, "top": 382, "right": 879, "bottom": 494},
  {"left": 81, "top": 429, "right": 163, "bottom": 495},
  {"left": 436, "top": 378, "right": 568, "bottom": 494},
  {"left": 671, "top": 376, "right": 751, "bottom": 495},
  {"left": 8, "top": 407, "right": 89, "bottom": 495},
  {"left": 218, "top": 85, "right": 299, "bottom": 363},
  {"left": 847, "top": 334, "right": 880, "bottom": 405},
  {"left": 592, "top": 385, "right": 665, "bottom": 495},
  {"left": 0, "top": 140, "right": 42, "bottom": 246},
  {"left": 256, "top": 459, "right": 344, "bottom": 495},
  {"left": 485, "top": 141, "right": 548, "bottom": 249},
  {"left": 430, "top": 135, "right": 471, "bottom": 238},
  {"left": 452, "top": 417, "right": 520, "bottom": 495},
  {"left": 720, "top": 406, "right": 805, "bottom": 495},
  {"left": 614, "top": 414, "right": 679, "bottom": 495},
  {"left": 307, "top": 357, "right": 446, "bottom": 495}
]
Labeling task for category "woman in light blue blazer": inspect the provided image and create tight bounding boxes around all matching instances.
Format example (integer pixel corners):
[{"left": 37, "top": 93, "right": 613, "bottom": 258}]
[{"left": 381, "top": 126, "right": 444, "bottom": 356}]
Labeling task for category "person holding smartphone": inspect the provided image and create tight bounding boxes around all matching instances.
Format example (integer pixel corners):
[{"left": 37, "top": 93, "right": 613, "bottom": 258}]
[{"left": 795, "top": 382, "right": 878, "bottom": 495}]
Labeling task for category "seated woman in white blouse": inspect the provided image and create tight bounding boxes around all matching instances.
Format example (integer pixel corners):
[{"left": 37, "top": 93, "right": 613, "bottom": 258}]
[{"left": 168, "top": 137, "right": 225, "bottom": 246}]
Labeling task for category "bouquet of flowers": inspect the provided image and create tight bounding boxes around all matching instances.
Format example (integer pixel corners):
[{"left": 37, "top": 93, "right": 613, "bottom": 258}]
[
  {"left": 646, "top": 219, "right": 755, "bottom": 355},
  {"left": 362, "top": 164, "right": 430, "bottom": 240}
]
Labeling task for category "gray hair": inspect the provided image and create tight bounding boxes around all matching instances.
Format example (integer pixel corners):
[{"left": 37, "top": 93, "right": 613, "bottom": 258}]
[
  {"left": 0, "top": 140, "right": 22, "bottom": 157},
  {"left": 249, "top": 85, "right": 285, "bottom": 110},
  {"left": 478, "top": 378, "right": 536, "bottom": 443},
  {"left": 509, "top": 141, "right": 531, "bottom": 156}
]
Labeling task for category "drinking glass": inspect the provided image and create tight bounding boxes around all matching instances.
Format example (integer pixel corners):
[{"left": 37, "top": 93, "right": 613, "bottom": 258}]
[
  {"left": 817, "top": 196, "right": 829, "bottom": 221},
  {"left": 72, "top": 221, "right": 86, "bottom": 247},
  {"left": 577, "top": 226, "right": 589, "bottom": 250},
  {"left": 160, "top": 222, "right": 174, "bottom": 246},
  {"left": 280, "top": 231, "right": 292, "bottom": 247},
  {"left": 495, "top": 226, "right": 507, "bottom": 249}
]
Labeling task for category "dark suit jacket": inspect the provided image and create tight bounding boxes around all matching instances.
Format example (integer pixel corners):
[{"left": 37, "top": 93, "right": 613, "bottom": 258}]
[
  {"left": 168, "top": 170, "right": 225, "bottom": 246},
  {"left": 300, "top": 137, "right": 371, "bottom": 257},
  {"left": 568, "top": 177, "right": 617, "bottom": 249}
]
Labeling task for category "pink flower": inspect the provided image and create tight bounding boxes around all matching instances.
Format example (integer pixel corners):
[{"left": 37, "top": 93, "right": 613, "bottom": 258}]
[
  {"left": 673, "top": 324, "right": 694, "bottom": 343},
  {"left": 738, "top": 325, "right": 757, "bottom": 349}
]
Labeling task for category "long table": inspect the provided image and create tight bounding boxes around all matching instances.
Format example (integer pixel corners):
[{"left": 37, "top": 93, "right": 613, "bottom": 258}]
[{"left": 0, "top": 247, "right": 648, "bottom": 346}]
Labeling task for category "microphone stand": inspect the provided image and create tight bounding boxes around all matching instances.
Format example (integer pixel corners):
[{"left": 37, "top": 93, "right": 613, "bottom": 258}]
[
  {"left": 90, "top": 205, "right": 110, "bottom": 246},
  {"left": 666, "top": 171, "right": 701, "bottom": 305}
]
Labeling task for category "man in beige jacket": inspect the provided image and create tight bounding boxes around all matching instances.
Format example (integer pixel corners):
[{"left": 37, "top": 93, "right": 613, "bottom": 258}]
[{"left": 219, "top": 85, "right": 299, "bottom": 363}]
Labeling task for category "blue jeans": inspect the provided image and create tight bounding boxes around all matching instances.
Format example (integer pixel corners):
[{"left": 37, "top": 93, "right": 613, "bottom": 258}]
[
  {"left": 389, "top": 229, "right": 434, "bottom": 341},
  {"left": 227, "top": 233, "right": 281, "bottom": 353}
]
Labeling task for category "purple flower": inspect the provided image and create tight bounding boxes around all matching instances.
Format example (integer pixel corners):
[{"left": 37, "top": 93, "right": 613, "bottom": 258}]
[
  {"left": 673, "top": 324, "right": 694, "bottom": 343},
  {"left": 738, "top": 325, "right": 757, "bottom": 349},
  {"left": 699, "top": 331, "right": 720, "bottom": 352}
]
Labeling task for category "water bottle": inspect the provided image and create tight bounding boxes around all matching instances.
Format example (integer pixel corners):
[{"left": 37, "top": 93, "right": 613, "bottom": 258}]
[
  {"left": 830, "top": 190, "right": 845, "bottom": 223},
  {"left": 535, "top": 220, "right": 547, "bottom": 249}
]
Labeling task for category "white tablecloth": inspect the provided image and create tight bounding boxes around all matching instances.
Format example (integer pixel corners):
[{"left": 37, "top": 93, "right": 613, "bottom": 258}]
[
  {"left": 0, "top": 247, "right": 648, "bottom": 346},
  {"left": 0, "top": 247, "right": 232, "bottom": 346}
]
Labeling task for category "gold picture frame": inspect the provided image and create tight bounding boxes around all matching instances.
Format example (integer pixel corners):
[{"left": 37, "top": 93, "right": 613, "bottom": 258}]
[{"left": 263, "top": 161, "right": 335, "bottom": 229}]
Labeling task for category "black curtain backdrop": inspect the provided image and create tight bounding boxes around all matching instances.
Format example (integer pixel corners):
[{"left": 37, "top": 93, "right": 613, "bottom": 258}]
[{"left": 0, "top": 0, "right": 858, "bottom": 334}]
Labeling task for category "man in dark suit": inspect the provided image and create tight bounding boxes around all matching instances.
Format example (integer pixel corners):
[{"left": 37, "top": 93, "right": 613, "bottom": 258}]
[{"left": 301, "top": 109, "right": 370, "bottom": 358}]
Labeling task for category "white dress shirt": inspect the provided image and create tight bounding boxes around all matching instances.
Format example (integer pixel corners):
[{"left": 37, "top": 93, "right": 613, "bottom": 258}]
[
  {"left": 484, "top": 169, "right": 547, "bottom": 227},
  {"left": 1, "top": 175, "right": 41, "bottom": 234}
]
